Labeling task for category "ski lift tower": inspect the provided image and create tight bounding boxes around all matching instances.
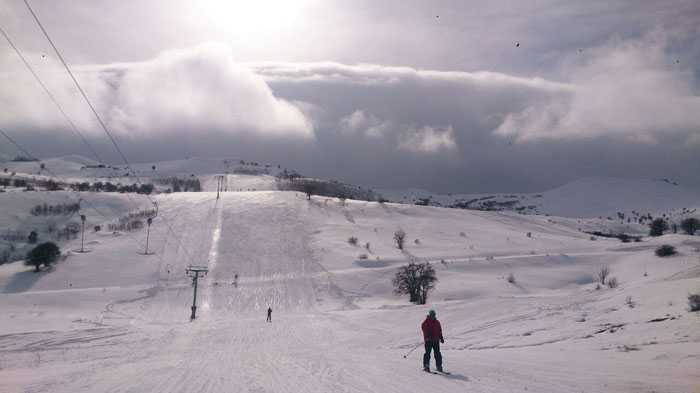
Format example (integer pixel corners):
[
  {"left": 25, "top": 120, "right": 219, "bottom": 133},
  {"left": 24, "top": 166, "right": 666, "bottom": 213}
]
[
  {"left": 186, "top": 265, "right": 208, "bottom": 320},
  {"left": 142, "top": 201, "right": 158, "bottom": 255}
]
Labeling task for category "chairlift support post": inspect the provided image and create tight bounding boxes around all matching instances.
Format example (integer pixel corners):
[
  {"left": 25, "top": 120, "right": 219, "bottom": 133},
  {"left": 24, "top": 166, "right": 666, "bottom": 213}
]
[
  {"left": 80, "top": 214, "right": 86, "bottom": 252},
  {"left": 186, "top": 265, "right": 208, "bottom": 320},
  {"left": 144, "top": 201, "right": 158, "bottom": 255}
]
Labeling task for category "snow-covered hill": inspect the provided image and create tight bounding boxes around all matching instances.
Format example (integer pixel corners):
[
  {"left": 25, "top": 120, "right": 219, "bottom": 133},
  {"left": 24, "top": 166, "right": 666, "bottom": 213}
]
[
  {"left": 380, "top": 176, "right": 700, "bottom": 219},
  {"left": 1, "top": 184, "right": 698, "bottom": 392}
]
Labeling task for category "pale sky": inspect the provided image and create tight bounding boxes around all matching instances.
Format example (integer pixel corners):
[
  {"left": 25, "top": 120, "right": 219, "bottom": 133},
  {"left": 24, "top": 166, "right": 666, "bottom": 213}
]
[{"left": 1, "top": 0, "right": 699, "bottom": 192}]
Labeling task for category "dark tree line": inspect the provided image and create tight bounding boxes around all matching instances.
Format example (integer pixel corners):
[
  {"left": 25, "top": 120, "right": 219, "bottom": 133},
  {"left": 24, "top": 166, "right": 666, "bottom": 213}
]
[
  {"left": 30, "top": 203, "right": 80, "bottom": 216},
  {"left": 650, "top": 217, "right": 700, "bottom": 236},
  {"left": 155, "top": 177, "right": 202, "bottom": 192},
  {"left": 276, "top": 177, "right": 379, "bottom": 201}
]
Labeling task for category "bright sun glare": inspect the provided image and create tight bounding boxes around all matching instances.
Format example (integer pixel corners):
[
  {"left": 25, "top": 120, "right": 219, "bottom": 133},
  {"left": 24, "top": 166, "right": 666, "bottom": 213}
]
[{"left": 198, "top": 0, "right": 309, "bottom": 36}]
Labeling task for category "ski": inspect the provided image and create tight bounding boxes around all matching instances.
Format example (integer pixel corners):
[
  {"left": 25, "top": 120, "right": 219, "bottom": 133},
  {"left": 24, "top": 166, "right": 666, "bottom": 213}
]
[
  {"left": 435, "top": 371, "right": 451, "bottom": 375},
  {"left": 423, "top": 369, "right": 451, "bottom": 375}
]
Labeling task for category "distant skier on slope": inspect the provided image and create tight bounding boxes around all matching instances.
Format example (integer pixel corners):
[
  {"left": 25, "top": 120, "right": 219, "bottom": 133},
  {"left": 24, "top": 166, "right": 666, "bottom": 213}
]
[
  {"left": 421, "top": 309, "right": 444, "bottom": 372},
  {"left": 267, "top": 307, "right": 272, "bottom": 323}
]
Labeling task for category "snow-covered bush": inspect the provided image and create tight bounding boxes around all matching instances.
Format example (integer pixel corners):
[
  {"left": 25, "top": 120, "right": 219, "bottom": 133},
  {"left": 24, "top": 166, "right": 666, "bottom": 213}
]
[
  {"left": 348, "top": 236, "right": 358, "bottom": 246},
  {"left": 655, "top": 245, "right": 676, "bottom": 257},
  {"left": 607, "top": 277, "right": 618, "bottom": 288}
]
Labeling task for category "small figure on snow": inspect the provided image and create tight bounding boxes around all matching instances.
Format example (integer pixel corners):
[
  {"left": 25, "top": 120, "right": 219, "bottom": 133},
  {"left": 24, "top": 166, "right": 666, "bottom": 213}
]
[
  {"left": 421, "top": 309, "right": 444, "bottom": 372},
  {"left": 267, "top": 307, "right": 272, "bottom": 323}
]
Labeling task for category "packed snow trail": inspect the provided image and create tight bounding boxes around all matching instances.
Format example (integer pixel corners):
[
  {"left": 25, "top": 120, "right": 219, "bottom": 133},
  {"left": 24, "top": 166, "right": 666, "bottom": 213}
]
[{"left": 203, "top": 191, "right": 323, "bottom": 315}]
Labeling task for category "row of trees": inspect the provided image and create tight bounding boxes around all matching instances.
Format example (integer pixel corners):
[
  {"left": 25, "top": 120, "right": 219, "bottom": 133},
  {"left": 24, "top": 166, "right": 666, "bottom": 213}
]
[
  {"left": 0, "top": 178, "right": 28, "bottom": 187},
  {"left": 155, "top": 177, "right": 202, "bottom": 192},
  {"left": 650, "top": 217, "right": 699, "bottom": 236},
  {"left": 30, "top": 203, "right": 80, "bottom": 216},
  {"left": 276, "top": 177, "right": 379, "bottom": 202},
  {"left": 0, "top": 176, "right": 156, "bottom": 194}
]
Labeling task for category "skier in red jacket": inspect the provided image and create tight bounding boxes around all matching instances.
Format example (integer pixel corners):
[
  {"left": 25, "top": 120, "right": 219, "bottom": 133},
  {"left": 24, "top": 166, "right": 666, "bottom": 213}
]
[{"left": 421, "top": 309, "right": 444, "bottom": 372}]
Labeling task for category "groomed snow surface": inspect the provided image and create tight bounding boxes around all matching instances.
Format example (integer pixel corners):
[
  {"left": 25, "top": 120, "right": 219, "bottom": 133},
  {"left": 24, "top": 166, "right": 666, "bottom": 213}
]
[{"left": 1, "top": 177, "right": 699, "bottom": 392}]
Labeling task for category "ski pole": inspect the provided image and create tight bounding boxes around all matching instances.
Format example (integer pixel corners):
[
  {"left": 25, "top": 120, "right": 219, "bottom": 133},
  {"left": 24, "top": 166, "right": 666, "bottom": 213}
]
[{"left": 402, "top": 342, "right": 423, "bottom": 358}]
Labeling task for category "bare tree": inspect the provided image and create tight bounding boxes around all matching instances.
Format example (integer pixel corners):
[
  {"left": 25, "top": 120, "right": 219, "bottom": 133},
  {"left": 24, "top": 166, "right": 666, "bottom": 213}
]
[
  {"left": 300, "top": 180, "right": 318, "bottom": 200},
  {"left": 394, "top": 229, "right": 407, "bottom": 250},
  {"left": 597, "top": 266, "right": 610, "bottom": 285},
  {"left": 392, "top": 262, "right": 437, "bottom": 304}
]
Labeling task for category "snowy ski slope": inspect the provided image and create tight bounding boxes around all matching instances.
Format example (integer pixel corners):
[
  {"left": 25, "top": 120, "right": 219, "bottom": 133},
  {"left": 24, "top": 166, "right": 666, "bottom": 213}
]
[{"left": 0, "top": 161, "right": 699, "bottom": 392}]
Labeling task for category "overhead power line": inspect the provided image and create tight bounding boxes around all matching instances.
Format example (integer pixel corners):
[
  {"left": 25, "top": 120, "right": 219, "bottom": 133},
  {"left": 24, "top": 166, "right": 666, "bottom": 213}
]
[
  {"left": 0, "top": 126, "right": 132, "bottom": 233},
  {"left": 0, "top": 127, "right": 36, "bottom": 161},
  {"left": 22, "top": 0, "right": 202, "bottom": 268},
  {"left": 23, "top": 0, "right": 131, "bottom": 173},
  {"left": 0, "top": 25, "right": 105, "bottom": 164}
]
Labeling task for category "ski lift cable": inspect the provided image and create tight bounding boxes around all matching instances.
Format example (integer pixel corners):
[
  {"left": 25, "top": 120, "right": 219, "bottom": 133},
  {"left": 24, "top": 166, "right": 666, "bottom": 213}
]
[
  {"left": 23, "top": 0, "right": 130, "bottom": 174},
  {"left": 0, "top": 24, "right": 105, "bottom": 165},
  {"left": 22, "top": 0, "right": 200, "bottom": 264}
]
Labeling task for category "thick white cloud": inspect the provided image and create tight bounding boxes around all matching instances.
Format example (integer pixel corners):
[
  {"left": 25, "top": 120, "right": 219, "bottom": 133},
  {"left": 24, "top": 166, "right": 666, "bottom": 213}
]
[
  {"left": 338, "top": 110, "right": 391, "bottom": 138},
  {"left": 0, "top": 43, "right": 313, "bottom": 140},
  {"left": 338, "top": 110, "right": 456, "bottom": 154},
  {"left": 398, "top": 126, "right": 457, "bottom": 154},
  {"left": 495, "top": 31, "right": 700, "bottom": 142},
  {"left": 250, "top": 61, "right": 572, "bottom": 93},
  {"left": 106, "top": 44, "right": 312, "bottom": 139}
]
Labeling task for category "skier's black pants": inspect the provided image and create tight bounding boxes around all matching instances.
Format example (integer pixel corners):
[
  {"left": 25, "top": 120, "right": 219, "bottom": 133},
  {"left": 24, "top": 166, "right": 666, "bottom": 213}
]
[
  {"left": 267, "top": 314, "right": 271, "bottom": 322},
  {"left": 423, "top": 341, "right": 442, "bottom": 369}
]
